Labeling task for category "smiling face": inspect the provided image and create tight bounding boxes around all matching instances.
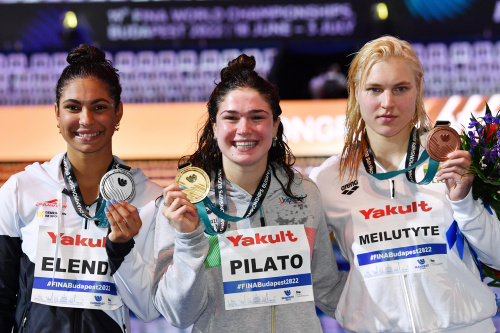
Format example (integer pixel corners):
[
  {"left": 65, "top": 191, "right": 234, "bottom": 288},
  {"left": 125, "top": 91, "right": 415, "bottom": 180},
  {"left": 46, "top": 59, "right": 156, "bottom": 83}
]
[
  {"left": 214, "top": 88, "right": 280, "bottom": 173},
  {"left": 55, "top": 76, "right": 122, "bottom": 157},
  {"left": 356, "top": 57, "right": 417, "bottom": 143}
]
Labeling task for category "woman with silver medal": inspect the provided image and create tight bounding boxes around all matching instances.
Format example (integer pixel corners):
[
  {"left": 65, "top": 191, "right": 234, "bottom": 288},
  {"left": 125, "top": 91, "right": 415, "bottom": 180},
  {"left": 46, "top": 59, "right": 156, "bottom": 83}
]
[
  {"left": 310, "top": 36, "right": 500, "bottom": 332},
  {"left": 0, "top": 44, "right": 163, "bottom": 332},
  {"left": 152, "top": 54, "right": 347, "bottom": 332}
]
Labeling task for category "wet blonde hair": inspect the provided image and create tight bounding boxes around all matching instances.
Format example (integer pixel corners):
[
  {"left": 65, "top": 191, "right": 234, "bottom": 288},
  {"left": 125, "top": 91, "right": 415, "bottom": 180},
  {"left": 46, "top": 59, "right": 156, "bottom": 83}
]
[{"left": 339, "top": 35, "right": 431, "bottom": 181}]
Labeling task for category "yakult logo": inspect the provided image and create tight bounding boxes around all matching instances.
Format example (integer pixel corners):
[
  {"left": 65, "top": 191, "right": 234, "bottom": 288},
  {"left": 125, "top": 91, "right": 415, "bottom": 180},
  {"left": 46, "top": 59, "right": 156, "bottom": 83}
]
[
  {"left": 47, "top": 232, "right": 106, "bottom": 248},
  {"left": 227, "top": 230, "right": 298, "bottom": 247},
  {"left": 359, "top": 201, "right": 432, "bottom": 220}
]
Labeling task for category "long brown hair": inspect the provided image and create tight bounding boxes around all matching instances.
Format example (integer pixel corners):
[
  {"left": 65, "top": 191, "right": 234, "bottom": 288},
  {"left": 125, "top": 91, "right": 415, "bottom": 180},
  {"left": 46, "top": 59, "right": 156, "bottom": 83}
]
[{"left": 187, "top": 54, "right": 300, "bottom": 199}]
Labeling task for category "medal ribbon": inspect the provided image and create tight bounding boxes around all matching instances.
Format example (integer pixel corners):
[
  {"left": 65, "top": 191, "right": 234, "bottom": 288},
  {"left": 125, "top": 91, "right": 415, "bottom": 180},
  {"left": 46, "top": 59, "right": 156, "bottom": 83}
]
[
  {"left": 62, "top": 154, "right": 129, "bottom": 226},
  {"left": 196, "top": 165, "right": 272, "bottom": 235},
  {"left": 362, "top": 127, "right": 440, "bottom": 185},
  {"left": 213, "top": 169, "right": 228, "bottom": 233}
]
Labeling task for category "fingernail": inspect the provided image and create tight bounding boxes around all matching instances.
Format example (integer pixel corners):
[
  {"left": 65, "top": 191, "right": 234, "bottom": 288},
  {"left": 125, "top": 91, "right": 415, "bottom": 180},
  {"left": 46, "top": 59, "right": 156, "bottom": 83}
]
[
  {"left": 105, "top": 207, "right": 109, "bottom": 212},
  {"left": 118, "top": 199, "right": 123, "bottom": 202},
  {"left": 106, "top": 200, "right": 112, "bottom": 207},
  {"left": 179, "top": 185, "right": 186, "bottom": 190},
  {"left": 111, "top": 199, "right": 117, "bottom": 204}
]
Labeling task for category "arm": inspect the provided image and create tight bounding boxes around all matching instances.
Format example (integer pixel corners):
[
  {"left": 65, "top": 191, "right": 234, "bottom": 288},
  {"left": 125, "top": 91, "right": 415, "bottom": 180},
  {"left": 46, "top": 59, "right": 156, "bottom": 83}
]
[
  {"left": 448, "top": 192, "right": 500, "bottom": 269},
  {"left": 301, "top": 178, "right": 347, "bottom": 319},
  {"left": 152, "top": 211, "right": 209, "bottom": 328},
  {"left": 105, "top": 199, "right": 160, "bottom": 322},
  {"left": 0, "top": 177, "right": 23, "bottom": 331},
  {"left": 310, "top": 210, "right": 348, "bottom": 319},
  {"left": 437, "top": 150, "right": 500, "bottom": 268},
  {"left": 152, "top": 184, "right": 210, "bottom": 328}
]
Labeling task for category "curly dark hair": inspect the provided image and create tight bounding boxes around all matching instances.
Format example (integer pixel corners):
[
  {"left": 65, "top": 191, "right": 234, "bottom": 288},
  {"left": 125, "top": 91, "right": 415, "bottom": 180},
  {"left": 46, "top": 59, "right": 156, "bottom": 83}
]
[
  {"left": 55, "top": 44, "right": 121, "bottom": 109},
  {"left": 186, "top": 54, "right": 301, "bottom": 199}
]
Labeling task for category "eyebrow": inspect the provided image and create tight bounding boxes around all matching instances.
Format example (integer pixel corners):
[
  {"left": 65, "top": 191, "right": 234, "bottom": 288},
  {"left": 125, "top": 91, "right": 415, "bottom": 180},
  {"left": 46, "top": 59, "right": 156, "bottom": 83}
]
[
  {"left": 220, "top": 109, "right": 269, "bottom": 114},
  {"left": 365, "top": 81, "right": 413, "bottom": 87},
  {"left": 62, "top": 98, "right": 112, "bottom": 105}
]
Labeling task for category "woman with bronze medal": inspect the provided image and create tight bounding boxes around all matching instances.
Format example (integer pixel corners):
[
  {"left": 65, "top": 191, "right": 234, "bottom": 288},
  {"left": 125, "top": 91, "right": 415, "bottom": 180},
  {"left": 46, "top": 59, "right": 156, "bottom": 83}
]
[
  {"left": 0, "top": 44, "right": 163, "bottom": 332},
  {"left": 152, "top": 54, "right": 347, "bottom": 332},
  {"left": 310, "top": 36, "right": 500, "bottom": 332}
]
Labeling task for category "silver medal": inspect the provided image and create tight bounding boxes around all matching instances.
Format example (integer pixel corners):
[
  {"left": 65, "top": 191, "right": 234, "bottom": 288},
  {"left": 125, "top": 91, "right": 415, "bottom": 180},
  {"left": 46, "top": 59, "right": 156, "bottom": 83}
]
[{"left": 99, "top": 168, "right": 136, "bottom": 201}]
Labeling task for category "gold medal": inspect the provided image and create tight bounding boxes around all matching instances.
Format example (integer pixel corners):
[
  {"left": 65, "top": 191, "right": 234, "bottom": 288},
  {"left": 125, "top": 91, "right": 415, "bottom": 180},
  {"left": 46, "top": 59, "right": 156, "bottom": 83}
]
[
  {"left": 174, "top": 165, "right": 210, "bottom": 203},
  {"left": 425, "top": 122, "right": 461, "bottom": 162}
]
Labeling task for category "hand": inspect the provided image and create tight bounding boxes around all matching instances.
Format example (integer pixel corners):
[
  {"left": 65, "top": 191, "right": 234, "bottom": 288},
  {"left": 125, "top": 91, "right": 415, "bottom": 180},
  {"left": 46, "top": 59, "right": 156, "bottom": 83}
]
[
  {"left": 162, "top": 183, "right": 199, "bottom": 233},
  {"left": 105, "top": 200, "right": 142, "bottom": 243},
  {"left": 436, "top": 150, "right": 474, "bottom": 201}
]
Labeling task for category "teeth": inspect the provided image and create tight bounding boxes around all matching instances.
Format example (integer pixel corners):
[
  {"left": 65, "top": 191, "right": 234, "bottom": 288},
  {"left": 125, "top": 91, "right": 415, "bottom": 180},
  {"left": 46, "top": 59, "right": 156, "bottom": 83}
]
[
  {"left": 235, "top": 142, "right": 256, "bottom": 148},
  {"left": 78, "top": 132, "right": 99, "bottom": 138}
]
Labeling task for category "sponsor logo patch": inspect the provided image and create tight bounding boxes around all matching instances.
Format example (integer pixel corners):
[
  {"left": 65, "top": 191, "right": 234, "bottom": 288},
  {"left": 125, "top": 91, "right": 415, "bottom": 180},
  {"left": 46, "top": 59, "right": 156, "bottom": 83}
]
[
  {"left": 282, "top": 289, "right": 294, "bottom": 301},
  {"left": 36, "top": 199, "right": 67, "bottom": 209},
  {"left": 278, "top": 196, "right": 305, "bottom": 205},
  {"left": 341, "top": 180, "right": 359, "bottom": 195},
  {"left": 36, "top": 211, "right": 65, "bottom": 218}
]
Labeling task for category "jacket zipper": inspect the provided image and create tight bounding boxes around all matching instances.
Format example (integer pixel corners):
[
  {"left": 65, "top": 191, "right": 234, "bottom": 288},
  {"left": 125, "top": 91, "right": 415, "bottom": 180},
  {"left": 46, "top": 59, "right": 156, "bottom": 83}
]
[
  {"left": 74, "top": 308, "right": 83, "bottom": 332},
  {"left": 401, "top": 274, "right": 417, "bottom": 333},
  {"left": 20, "top": 253, "right": 32, "bottom": 333},
  {"left": 20, "top": 307, "right": 30, "bottom": 333},
  {"left": 121, "top": 306, "right": 127, "bottom": 333}
]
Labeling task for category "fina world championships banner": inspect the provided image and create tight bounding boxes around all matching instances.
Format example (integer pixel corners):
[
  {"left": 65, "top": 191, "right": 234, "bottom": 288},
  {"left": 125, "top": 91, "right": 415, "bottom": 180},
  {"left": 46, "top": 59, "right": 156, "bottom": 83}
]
[{"left": 0, "top": 0, "right": 497, "bottom": 53}]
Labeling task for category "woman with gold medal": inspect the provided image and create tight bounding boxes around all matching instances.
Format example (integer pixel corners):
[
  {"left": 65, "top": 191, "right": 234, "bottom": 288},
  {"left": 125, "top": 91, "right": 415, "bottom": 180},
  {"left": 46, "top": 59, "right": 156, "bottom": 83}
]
[
  {"left": 152, "top": 54, "right": 347, "bottom": 332},
  {"left": 0, "top": 44, "right": 162, "bottom": 332}
]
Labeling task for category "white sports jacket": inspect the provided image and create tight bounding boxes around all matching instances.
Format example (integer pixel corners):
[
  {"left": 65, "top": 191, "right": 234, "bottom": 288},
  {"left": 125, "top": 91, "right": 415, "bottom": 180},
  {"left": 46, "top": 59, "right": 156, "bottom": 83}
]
[
  {"left": 310, "top": 148, "right": 500, "bottom": 333},
  {"left": 0, "top": 152, "right": 162, "bottom": 332}
]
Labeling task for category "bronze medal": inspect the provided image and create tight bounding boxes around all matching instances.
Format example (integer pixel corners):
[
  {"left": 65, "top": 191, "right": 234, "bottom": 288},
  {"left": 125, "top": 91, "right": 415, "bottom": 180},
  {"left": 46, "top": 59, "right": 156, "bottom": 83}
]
[
  {"left": 174, "top": 165, "right": 210, "bottom": 203},
  {"left": 425, "top": 123, "right": 461, "bottom": 162}
]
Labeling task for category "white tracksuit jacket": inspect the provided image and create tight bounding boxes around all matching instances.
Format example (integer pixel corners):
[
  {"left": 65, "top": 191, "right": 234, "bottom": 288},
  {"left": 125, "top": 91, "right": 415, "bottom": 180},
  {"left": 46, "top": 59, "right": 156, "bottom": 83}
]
[
  {"left": 310, "top": 147, "right": 500, "bottom": 333},
  {"left": 0, "top": 152, "right": 162, "bottom": 332}
]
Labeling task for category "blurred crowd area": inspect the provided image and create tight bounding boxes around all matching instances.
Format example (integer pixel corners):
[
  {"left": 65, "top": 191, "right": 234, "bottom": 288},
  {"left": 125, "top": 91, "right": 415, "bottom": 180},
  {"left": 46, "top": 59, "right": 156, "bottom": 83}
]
[
  {"left": 2, "top": 40, "right": 500, "bottom": 105},
  {"left": 0, "top": 48, "right": 277, "bottom": 105}
]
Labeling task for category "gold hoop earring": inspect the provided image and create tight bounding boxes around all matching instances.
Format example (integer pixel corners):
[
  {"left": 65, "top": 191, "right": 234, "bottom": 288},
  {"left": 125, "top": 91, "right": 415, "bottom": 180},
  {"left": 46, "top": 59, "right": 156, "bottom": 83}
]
[
  {"left": 115, "top": 122, "right": 120, "bottom": 131},
  {"left": 57, "top": 123, "right": 61, "bottom": 134}
]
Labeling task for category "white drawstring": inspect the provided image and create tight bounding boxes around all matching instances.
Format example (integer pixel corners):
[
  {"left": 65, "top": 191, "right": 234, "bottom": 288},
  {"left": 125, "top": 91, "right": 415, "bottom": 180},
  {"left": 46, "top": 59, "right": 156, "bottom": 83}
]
[
  {"left": 401, "top": 274, "right": 417, "bottom": 333},
  {"left": 52, "top": 191, "right": 64, "bottom": 286}
]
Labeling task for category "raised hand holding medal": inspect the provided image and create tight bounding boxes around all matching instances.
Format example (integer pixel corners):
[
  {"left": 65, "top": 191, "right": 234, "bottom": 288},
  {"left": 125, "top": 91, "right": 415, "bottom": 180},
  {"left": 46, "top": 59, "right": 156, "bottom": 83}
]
[
  {"left": 100, "top": 165, "right": 143, "bottom": 243},
  {"left": 98, "top": 164, "right": 135, "bottom": 227},
  {"left": 427, "top": 122, "right": 475, "bottom": 201},
  {"left": 161, "top": 163, "right": 209, "bottom": 233},
  {"left": 363, "top": 122, "right": 464, "bottom": 186},
  {"left": 163, "top": 163, "right": 271, "bottom": 235}
]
